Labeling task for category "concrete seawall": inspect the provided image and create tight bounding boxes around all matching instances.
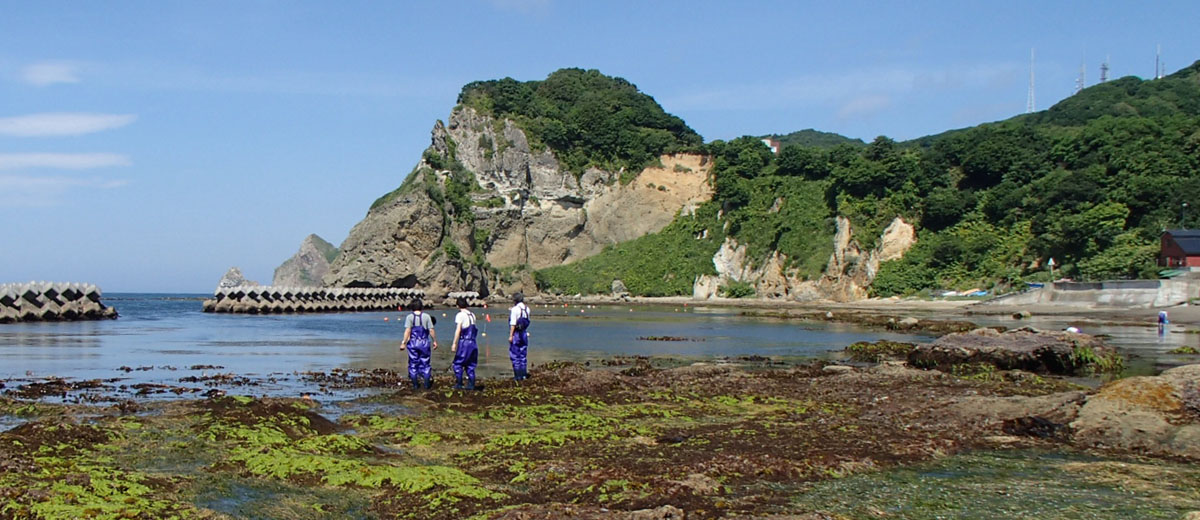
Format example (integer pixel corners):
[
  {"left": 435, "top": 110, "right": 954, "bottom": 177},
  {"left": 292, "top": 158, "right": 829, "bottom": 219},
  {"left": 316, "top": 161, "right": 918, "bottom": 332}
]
[
  {"left": 0, "top": 282, "right": 118, "bottom": 323},
  {"left": 201, "top": 286, "right": 428, "bottom": 314},
  {"left": 978, "top": 279, "right": 1198, "bottom": 309}
]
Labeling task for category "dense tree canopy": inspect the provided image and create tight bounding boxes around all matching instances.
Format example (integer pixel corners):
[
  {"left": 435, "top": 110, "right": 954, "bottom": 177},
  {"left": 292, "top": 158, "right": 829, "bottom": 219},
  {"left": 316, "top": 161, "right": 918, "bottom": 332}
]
[
  {"left": 457, "top": 68, "right": 703, "bottom": 175},
  {"left": 533, "top": 61, "right": 1200, "bottom": 297}
]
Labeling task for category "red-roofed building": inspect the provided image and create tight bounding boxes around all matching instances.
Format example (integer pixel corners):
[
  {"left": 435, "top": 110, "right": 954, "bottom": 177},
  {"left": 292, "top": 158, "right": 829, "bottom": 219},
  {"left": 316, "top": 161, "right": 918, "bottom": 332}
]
[{"left": 1160, "top": 229, "right": 1200, "bottom": 267}]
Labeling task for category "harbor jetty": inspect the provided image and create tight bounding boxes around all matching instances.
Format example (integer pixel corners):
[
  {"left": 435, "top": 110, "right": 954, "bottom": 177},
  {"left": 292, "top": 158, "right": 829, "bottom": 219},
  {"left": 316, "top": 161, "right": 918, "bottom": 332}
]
[
  {"left": 201, "top": 286, "right": 426, "bottom": 314},
  {"left": 0, "top": 282, "right": 117, "bottom": 323}
]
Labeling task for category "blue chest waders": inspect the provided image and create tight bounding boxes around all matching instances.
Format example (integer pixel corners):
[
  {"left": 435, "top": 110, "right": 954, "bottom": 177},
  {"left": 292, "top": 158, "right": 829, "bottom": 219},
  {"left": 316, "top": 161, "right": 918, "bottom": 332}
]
[
  {"left": 510, "top": 309, "right": 529, "bottom": 380},
  {"left": 453, "top": 319, "right": 478, "bottom": 389},
  {"left": 407, "top": 316, "right": 433, "bottom": 389}
]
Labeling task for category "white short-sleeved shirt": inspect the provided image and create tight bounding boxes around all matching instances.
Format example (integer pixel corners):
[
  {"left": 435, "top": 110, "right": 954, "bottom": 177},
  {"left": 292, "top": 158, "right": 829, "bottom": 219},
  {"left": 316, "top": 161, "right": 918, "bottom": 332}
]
[
  {"left": 455, "top": 309, "right": 476, "bottom": 330},
  {"left": 509, "top": 302, "right": 530, "bottom": 326},
  {"left": 404, "top": 311, "right": 434, "bottom": 329}
]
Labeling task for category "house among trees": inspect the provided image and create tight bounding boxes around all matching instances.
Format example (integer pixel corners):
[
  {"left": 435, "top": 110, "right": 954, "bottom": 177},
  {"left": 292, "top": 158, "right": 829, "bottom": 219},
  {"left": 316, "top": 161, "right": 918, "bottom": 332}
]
[
  {"left": 760, "top": 138, "right": 780, "bottom": 154},
  {"left": 1159, "top": 229, "right": 1200, "bottom": 267}
]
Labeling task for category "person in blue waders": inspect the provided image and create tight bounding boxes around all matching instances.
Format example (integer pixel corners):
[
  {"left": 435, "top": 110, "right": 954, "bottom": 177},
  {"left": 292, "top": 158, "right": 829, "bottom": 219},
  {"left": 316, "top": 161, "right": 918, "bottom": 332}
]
[
  {"left": 400, "top": 299, "right": 438, "bottom": 390},
  {"left": 450, "top": 297, "right": 479, "bottom": 390},
  {"left": 508, "top": 292, "right": 531, "bottom": 381}
]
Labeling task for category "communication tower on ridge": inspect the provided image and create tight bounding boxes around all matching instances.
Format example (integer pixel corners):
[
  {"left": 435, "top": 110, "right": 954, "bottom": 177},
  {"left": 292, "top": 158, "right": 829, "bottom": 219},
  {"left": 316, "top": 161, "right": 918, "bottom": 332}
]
[
  {"left": 1075, "top": 60, "right": 1086, "bottom": 94},
  {"left": 1099, "top": 56, "right": 1110, "bottom": 83},
  {"left": 1156, "top": 44, "right": 1164, "bottom": 79},
  {"left": 1026, "top": 48, "right": 1036, "bottom": 113}
]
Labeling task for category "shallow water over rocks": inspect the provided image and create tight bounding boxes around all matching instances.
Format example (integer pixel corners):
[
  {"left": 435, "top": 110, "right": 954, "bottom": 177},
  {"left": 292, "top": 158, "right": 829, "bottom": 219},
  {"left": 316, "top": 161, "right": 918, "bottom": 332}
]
[{"left": 0, "top": 293, "right": 1192, "bottom": 402}]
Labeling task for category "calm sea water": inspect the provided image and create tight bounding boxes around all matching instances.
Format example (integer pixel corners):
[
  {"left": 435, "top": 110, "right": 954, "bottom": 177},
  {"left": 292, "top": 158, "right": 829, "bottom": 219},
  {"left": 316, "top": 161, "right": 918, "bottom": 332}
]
[{"left": 0, "top": 293, "right": 1192, "bottom": 401}]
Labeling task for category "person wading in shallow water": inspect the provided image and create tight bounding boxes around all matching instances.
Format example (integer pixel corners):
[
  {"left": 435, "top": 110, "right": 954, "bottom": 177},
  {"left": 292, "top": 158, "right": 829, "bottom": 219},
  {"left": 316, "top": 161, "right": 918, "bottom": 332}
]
[
  {"left": 508, "top": 293, "right": 531, "bottom": 381},
  {"left": 400, "top": 299, "right": 437, "bottom": 390},
  {"left": 451, "top": 297, "right": 479, "bottom": 390}
]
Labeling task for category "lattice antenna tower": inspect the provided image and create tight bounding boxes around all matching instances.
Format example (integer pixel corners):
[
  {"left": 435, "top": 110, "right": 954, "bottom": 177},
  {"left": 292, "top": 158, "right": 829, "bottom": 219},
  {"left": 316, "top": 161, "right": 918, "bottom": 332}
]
[
  {"left": 1075, "top": 59, "right": 1086, "bottom": 94},
  {"left": 1100, "top": 55, "right": 1110, "bottom": 82},
  {"left": 1156, "top": 44, "right": 1163, "bottom": 79},
  {"left": 1027, "top": 48, "right": 1036, "bottom": 113}
]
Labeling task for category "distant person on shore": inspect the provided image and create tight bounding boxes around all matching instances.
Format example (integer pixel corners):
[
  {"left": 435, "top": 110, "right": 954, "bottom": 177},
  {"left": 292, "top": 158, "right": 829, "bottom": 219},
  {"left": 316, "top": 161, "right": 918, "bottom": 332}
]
[
  {"left": 400, "top": 299, "right": 438, "bottom": 390},
  {"left": 1159, "top": 310, "right": 1170, "bottom": 335},
  {"left": 451, "top": 297, "right": 479, "bottom": 390},
  {"left": 508, "top": 293, "right": 531, "bottom": 381}
]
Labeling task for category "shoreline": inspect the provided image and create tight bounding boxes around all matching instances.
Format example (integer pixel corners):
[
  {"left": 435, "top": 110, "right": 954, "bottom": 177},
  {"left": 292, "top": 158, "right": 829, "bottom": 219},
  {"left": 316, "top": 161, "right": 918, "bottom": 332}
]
[{"left": 525, "top": 293, "right": 1185, "bottom": 328}]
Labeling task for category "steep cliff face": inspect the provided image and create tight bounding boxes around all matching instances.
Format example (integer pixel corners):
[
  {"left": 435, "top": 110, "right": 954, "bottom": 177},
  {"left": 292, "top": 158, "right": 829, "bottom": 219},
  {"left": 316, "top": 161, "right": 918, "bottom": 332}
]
[
  {"left": 323, "top": 106, "right": 712, "bottom": 296},
  {"left": 693, "top": 216, "right": 916, "bottom": 301},
  {"left": 272, "top": 234, "right": 339, "bottom": 287}
]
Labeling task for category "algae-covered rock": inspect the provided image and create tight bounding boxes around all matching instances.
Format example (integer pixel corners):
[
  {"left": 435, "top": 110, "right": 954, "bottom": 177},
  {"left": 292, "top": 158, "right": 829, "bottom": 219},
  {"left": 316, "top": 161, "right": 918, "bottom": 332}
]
[
  {"left": 1071, "top": 363, "right": 1200, "bottom": 459},
  {"left": 908, "top": 328, "right": 1121, "bottom": 375}
]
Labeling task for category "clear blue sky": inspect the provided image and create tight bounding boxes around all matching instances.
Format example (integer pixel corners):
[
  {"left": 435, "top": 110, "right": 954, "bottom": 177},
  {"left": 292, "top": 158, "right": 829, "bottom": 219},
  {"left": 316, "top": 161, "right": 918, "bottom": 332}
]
[{"left": 2, "top": 1, "right": 1198, "bottom": 293}]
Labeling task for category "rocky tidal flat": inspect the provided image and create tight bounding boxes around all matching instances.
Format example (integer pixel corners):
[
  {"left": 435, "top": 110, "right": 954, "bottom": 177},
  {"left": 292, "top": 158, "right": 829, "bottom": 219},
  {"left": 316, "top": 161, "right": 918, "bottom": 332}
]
[{"left": 0, "top": 355, "right": 1197, "bottom": 519}]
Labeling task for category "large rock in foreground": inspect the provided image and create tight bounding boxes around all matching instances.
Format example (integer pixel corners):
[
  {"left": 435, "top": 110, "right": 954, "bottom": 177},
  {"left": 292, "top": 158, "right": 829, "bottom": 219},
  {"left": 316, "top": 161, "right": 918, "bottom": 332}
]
[
  {"left": 1071, "top": 364, "right": 1200, "bottom": 458},
  {"left": 908, "top": 327, "right": 1119, "bottom": 375}
]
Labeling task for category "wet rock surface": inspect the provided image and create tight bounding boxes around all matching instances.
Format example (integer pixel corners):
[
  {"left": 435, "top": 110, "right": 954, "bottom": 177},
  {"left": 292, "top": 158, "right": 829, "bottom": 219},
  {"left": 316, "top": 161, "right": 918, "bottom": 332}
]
[
  {"left": 0, "top": 360, "right": 1195, "bottom": 518},
  {"left": 744, "top": 308, "right": 980, "bottom": 335},
  {"left": 1071, "top": 363, "right": 1200, "bottom": 458},
  {"left": 908, "top": 327, "right": 1120, "bottom": 375}
]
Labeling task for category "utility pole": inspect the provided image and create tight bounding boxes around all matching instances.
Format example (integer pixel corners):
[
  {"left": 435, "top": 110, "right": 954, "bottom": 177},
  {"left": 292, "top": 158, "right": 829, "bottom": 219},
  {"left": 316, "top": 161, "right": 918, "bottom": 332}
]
[{"left": 1183, "top": 202, "right": 1189, "bottom": 227}]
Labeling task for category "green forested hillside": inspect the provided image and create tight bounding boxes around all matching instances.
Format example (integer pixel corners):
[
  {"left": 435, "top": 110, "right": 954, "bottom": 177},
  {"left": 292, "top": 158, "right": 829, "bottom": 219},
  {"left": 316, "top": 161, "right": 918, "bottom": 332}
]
[
  {"left": 536, "top": 60, "right": 1200, "bottom": 297},
  {"left": 766, "top": 129, "right": 865, "bottom": 149},
  {"left": 457, "top": 68, "right": 703, "bottom": 176}
]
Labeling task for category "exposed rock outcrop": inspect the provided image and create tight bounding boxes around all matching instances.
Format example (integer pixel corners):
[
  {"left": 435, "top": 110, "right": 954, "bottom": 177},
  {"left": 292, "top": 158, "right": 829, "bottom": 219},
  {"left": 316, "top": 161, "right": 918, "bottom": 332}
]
[
  {"left": 908, "top": 327, "right": 1119, "bottom": 375},
  {"left": 802, "top": 216, "right": 915, "bottom": 301},
  {"left": 693, "top": 216, "right": 916, "bottom": 301},
  {"left": 324, "top": 106, "right": 712, "bottom": 298},
  {"left": 1071, "top": 364, "right": 1200, "bottom": 458},
  {"left": 273, "top": 234, "right": 338, "bottom": 287},
  {"left": 217, "top": 267, "right": 258, "bottom": 289},
  {"left": 948, "top": 363, "right": 1200, "bottom": 460}
]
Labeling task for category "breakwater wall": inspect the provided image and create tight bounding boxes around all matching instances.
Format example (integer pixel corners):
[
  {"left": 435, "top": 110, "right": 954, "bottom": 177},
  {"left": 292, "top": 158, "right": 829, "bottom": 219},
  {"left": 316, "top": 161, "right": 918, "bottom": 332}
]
[
  {"left": 202, "top": 286, "right": 427, "bottom": 314},
  {"left": 977, "top": 279, "right": 1198, "bottom": 309},
  {"left": 0, "top": 282, "right": 117, "bottom": 323},
  {"left": 443, "top": 291, "right": 486, "bottom": 307}
]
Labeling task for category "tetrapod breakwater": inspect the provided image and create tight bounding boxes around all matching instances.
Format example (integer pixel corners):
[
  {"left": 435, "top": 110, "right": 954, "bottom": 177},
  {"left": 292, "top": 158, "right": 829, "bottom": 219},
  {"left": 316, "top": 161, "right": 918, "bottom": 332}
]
[
  {"left": 443, "top": 291, "right": 486, "bottom": 307},
  {"left": 0, "top": 282, "right": 118, "bottom": 323},
  {"left": 201, "top": 286, "right": 427, "bottom": 314}
]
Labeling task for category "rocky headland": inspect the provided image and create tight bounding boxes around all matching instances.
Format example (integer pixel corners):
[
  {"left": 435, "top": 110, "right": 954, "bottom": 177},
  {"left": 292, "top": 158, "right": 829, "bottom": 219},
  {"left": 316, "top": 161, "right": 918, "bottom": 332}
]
[
  {"left": 272, "top": 234, "right": 339, "bottom": 287},
  {"left": 323, "top": 105, "right": 714, "bottom": 299}
]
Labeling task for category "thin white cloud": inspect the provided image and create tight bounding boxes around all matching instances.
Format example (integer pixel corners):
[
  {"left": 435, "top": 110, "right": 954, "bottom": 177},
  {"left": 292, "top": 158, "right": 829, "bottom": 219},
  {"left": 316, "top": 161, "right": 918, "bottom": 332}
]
[
  {"left": 838, "top": 95, "right": 892, "bottom": 119},
  {"left": 0, "top": 153, "right": 131, "bottom": 170},
  {"left": 0, "top": 113, "right": 137, "bottom": 137},
  {"left": 118, "top": 63, "right": 456, "bottom": 98},
  {"left": 0, "top": 174, "right": 128, "bottom": 207},
  {"left": 21, "top": 62, "right": 81, "bottom": 86},
  {"left": 662, "top": 62, "right": 1021, "bottom": 112}
]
